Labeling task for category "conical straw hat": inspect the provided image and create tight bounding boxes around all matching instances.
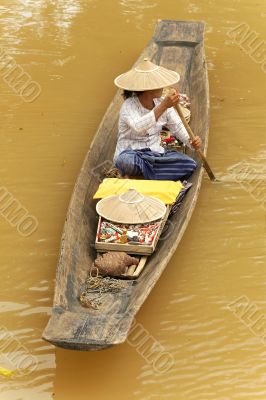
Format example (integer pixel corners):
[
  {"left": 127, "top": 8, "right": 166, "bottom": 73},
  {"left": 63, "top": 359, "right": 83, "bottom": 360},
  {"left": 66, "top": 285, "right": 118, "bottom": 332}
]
[
  {"left": 96, "top": 188, "right": 166, "bottom": 224},
  {"left": 114, "top": 58, "right": 180, "bottom": 91}
]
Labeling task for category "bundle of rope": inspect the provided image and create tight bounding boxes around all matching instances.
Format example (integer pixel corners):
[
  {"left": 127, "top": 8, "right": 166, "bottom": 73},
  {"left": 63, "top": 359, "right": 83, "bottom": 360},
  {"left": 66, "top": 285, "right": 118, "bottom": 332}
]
[
  {"left": 80, "top": 267, "right": 128, "bottom": 309},
  {"left": 80, "top": 252, "right": 138, "bottom": 309}
]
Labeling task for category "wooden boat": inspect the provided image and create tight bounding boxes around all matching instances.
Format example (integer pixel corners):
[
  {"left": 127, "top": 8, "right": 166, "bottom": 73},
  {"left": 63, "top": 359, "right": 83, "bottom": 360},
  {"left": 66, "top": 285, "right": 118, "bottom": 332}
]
[{"left": 43, "top": 20, "right": 209, "bottom": 350}]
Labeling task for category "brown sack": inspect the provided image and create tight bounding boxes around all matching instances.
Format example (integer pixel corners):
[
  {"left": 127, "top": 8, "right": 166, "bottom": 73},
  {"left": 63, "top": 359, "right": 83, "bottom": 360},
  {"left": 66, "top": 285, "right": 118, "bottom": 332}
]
[{"left": 94, "top": 252, "right": 139, "bottom": 276}]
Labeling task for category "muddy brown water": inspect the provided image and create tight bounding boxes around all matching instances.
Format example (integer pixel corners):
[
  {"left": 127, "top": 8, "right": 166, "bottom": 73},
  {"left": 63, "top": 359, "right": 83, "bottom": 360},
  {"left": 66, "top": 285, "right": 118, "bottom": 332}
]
[{"left": 0, "top": 0, "right": 265, "bottom": 399}]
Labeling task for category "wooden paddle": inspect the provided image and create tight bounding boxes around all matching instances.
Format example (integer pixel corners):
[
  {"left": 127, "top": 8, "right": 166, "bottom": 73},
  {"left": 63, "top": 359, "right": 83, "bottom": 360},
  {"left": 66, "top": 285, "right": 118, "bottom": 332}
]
[{"left": 175, "top": 103, "right": 217, "bottom": 182}]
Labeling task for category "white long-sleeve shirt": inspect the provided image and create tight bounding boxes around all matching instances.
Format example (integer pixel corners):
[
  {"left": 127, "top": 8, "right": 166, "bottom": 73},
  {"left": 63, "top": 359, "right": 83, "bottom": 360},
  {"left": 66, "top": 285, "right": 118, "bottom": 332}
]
[{"left": 113, "top": 95, "right": 191, "bottom": 162}]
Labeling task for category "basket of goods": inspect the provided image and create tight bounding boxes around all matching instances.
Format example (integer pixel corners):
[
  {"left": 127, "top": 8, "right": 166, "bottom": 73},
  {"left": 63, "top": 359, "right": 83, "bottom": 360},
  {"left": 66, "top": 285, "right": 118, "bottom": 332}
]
[
  {"left": 95, "top": 188, "right": 170, "bottom": 255},
  {"left": 160, "top": 130, "right": 184, "bottom": 151}
]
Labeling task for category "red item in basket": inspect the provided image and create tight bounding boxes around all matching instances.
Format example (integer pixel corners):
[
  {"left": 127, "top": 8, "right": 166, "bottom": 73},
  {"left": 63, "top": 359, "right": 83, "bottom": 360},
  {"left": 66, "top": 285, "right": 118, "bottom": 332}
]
[{"left": 163, "top": 136, "right": 175, "bottom": 143}]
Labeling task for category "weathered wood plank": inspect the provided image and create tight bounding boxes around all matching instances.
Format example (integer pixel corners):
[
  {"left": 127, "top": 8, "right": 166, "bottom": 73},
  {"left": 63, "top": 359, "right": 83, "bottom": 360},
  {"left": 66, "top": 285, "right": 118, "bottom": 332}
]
[{"left": 132, "top": 256, "right": 148, "bottom": 277}]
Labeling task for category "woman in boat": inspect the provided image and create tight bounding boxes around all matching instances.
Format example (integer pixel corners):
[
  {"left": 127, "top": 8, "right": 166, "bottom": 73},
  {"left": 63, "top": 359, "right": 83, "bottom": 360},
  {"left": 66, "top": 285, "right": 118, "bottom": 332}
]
[{"left": 113, "top": 58, "right": 201, "bottom": 181}]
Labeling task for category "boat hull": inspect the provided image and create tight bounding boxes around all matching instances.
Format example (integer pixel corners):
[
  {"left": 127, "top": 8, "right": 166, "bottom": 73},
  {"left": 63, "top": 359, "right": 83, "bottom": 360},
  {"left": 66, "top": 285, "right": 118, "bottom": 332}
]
[{"left": 43, "top": 19, "right": 209, "bottom": 350}]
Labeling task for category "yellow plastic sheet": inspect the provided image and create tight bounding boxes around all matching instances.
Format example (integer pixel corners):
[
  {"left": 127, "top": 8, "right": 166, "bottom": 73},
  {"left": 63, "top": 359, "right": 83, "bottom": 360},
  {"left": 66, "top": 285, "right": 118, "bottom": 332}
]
[
  {"left": 93, "top": 178, "right": 184, "bottom": 204},
  {"left": 0, "top": 367, "right": 13, "bottom": 377}
]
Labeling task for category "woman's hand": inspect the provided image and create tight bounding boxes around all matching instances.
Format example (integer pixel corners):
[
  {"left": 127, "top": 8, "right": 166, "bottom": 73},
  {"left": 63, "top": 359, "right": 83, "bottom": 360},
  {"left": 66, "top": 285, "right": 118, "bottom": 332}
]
[
  {"left": 190, "top": 136, "right": 202, "bottom": 150},
  {"left": 154, "top": 88, "right": 179, "bottom": 120},
  {"left": 162, "top": 88, "right": 179, "bottom": 108}
]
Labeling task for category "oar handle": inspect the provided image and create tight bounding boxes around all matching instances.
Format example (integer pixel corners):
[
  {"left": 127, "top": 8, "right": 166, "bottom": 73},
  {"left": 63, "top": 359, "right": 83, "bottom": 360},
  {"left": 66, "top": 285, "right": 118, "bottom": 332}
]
[{"left": 175, "top": 103, "right": 216, "bottom": 182}]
